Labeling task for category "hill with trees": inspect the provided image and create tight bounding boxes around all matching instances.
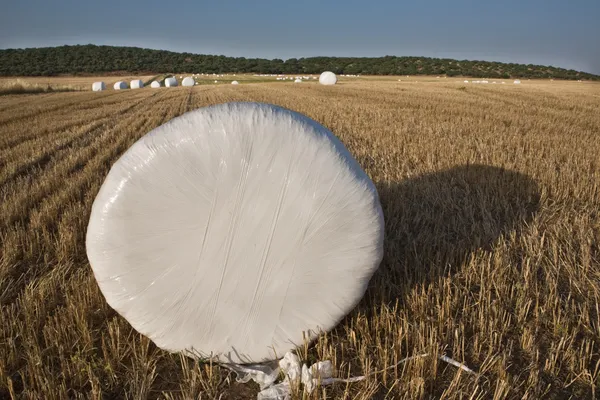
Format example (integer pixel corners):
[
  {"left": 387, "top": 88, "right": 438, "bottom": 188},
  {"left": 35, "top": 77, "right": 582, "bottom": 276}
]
[{"left": 0, "top": 44, "right": 597, "bottom": 80}]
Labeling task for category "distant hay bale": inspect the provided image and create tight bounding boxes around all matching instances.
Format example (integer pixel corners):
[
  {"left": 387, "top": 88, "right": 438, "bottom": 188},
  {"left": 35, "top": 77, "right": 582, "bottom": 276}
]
[
  {"left": 165, "top": 77, "right": 178, "bottom": 87},
  {"left": 514, "top": 80, "right": 521, "bottom": 84},
  {"left": 231, "top": 81, "right": 239, "bottom": 85},
  {"left": 464, "top": 80, "right": 469, "bottom": 83},
  {"left": 150, "top": 81, "right": 161, "bottom": 88},
  {"left": 319, "top": 71, "right": 337, "bottom": 85},
  {"left": 182, "top": 77, "right": 195, "bottom": 87},
  {"left": 130, "top": 80, "right": 144, "bottom": 89},
  {"left": 294, "top": 79, "right": 302, "bottom": 83},
  {"left": 214, "top": 80, "right": 218, "bottom": 83},
  {"left": 114, "top": 81, "right": 128, "bottom": 90},
  {"left": 92, "top": 82, "right": 106, "bottom": 92}
]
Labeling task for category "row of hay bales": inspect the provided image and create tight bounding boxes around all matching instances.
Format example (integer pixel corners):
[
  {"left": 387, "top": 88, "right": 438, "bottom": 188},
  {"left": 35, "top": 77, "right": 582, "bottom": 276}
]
[
  {"left": 92, "top": 76, "right": 226, "bottom": 91},
  {"left": 92, "top": 71, "right": 339, "bottom": 91},
  {"left": 92, "top": 79, "right": 145, "bottom": 91}
]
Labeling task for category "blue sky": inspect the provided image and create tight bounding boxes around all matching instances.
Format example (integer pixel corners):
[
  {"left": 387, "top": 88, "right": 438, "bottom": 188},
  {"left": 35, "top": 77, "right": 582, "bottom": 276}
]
[{"left": 1, "top": 0, "right": 599, "bottom": 74}]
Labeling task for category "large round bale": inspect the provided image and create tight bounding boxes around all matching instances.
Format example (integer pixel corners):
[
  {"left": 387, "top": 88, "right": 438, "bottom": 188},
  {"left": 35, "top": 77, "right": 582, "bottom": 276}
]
[
  {"left": 319, "top": 71, "right": 337, "bottom": 85},
  {"left": 114, "top": 81, "right": 128, "bottom": 90},
  {"left": 231, "top": 80, "right": 239, "bottom": 85},
  {"left": 150, "top": 81, "right": 161, "bottom": 88},
  {"left": 86, "top": 102, "right": 384, "bottom": 364},
  {"left": 130, "top": 80, "right": 144, "bottom": 89},
  {"left": 294, "top": 78, "right": 302, "bottom": 83},
  {"left": 182, "top": 77, "right": 195, "bottom": 87},
  {"left": 92, "top": 82, "right": 106, "bottom": 91},
  {"left": 165, "top": 77, "right": 178, "bottom": 87}
]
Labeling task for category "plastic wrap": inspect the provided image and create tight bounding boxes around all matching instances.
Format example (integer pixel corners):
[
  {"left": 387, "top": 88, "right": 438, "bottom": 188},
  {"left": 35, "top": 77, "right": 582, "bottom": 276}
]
[
  {"left": 318, "top": 71, "right": 337, "bottom": 85},
  {"left": 182, "top": 77, "right": 195, "bottom": 87},
  {"left": 86, "top": 102, "right": 384, "bottom": 363},
  {"left": 92, "top": 81, "right": 105, "bottom": 91},
  {"left": 165, "top": 77, "right": 178, "bottom": 87},
  {"left": 130, "top": 79, "right": 144, "bottom": 89},
  {"left": 114, "top": 81, "right": 128, "bottom": 90},
  {"left": 150, "top": 81, "right": 161, "bottom": 88}
]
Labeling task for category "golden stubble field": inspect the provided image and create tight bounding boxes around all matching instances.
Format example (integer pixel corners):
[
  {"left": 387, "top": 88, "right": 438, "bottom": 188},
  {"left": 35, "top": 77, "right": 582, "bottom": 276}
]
[{"left": 1, "top": 78, "right": 599, "bottom": 399}]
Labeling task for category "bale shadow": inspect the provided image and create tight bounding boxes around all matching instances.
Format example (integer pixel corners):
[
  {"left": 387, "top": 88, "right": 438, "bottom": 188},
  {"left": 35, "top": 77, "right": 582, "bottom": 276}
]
[{"left": 363, "top": 163, "right": 540, "bottom": 307}]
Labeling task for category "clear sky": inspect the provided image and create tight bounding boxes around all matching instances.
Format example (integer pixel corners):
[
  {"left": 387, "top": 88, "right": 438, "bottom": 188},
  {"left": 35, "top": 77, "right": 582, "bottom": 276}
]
[{"left": 1, "top": 0, "right": 599, "bottom": 74}]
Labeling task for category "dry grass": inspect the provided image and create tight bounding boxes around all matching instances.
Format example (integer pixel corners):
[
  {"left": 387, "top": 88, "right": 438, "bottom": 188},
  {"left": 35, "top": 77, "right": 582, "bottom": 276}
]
[
  {"left": 1, "top": 79, "right": 599, "bottom": 399},
  {"left": 0, "top": 76, "right": 156, "bottom": 94}
]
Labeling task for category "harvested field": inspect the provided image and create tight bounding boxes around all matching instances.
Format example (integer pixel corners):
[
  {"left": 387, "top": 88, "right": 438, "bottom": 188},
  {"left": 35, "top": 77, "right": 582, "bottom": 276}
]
[
  {"left": 1, "top": 79, "right": 599, "bottom": 399},
  {"left": 0, "top": 76, "right": 157, "bottom": 94}
]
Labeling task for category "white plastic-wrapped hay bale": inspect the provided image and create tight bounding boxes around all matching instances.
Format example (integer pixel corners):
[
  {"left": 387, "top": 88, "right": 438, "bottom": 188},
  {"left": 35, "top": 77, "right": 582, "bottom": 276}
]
[
  {"left": 114, "top": 81, "right": 128, "bottom": 90},
  {"left": 130, "top": 80, "right": 144, "bottom": 89},
  {"left": 150, "top": 81, "right": 161, "bottom": 88},
  {"left": 294, "top": 79, "right": 302, "bottom": 83},
  {"left": 514, "top": 79, "right": 521, "bottom": 84},
  {"left": 214, "top": 80, "right": 218, "bottom": 83},
  {"left": 319, "top": 71, "right": 337, "bottom": 85},
  {"left": 182, "top": 77, "right": 195, "bottom": 87},
  {"left": 92, "top": 82, "right": 106, "bottom": 91},
  {"left": 231, "top": 81, "right": 239, "bottom": 85},
  {"left": 86, "top": 102, "right": 384, "bottom": 364},
  {"left": 165, "top": 77, "right": 178, "bottom": 87}
]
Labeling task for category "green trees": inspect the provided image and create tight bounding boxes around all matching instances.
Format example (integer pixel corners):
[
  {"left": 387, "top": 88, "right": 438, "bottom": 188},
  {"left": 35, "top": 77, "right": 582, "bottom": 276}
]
[{"left": 0, "top": 44, "right": 597, "bottom": 80}]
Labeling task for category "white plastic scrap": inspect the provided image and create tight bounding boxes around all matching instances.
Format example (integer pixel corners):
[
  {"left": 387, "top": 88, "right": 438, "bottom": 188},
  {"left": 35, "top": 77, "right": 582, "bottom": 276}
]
[
  {"left": 225, "top": 360, "right": 280, "bottom": 390},
  {"left": 230, "top": 352, "right": 336, "bottom": 400},
  {"left": 223, "top": 351, "right": 478, "bottom": 400}
]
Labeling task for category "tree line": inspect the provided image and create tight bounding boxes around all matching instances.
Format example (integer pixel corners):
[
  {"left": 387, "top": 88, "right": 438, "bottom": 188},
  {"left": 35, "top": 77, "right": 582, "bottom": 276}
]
[{"left": 0, "top": 44, "right": 597, "bottom": 80}]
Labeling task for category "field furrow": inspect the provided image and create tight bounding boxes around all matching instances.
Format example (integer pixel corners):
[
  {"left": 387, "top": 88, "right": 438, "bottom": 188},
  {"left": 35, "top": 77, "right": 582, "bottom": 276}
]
[{"left": 0, "top": 90, "right": 155, "bottom": 152}]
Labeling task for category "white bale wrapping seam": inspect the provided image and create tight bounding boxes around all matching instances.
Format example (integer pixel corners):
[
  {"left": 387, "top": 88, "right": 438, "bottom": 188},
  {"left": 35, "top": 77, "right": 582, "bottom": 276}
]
[
  {"left": 165, "top": 77, "right": 178, "bottom": 87},
  {"left": 150, "top": 81, "right": 161, "bottom": 88},
  {"left": 130, "top": 79, "right": 144, "bottom": 89},
  {"left": 92, "top": 82, "right": 106, "bottom": 91},
  {"left": 319, "top": 71, "right": 337, "bottom": 85},
  {"left": 182, "top": 77, "right": 195, "bottom": 87},
  {"left": 86, "top": 102, "right": 384, "bottom": 364},
  {"left": 114, "top": 81, "right": 128, "bottom": 90}
]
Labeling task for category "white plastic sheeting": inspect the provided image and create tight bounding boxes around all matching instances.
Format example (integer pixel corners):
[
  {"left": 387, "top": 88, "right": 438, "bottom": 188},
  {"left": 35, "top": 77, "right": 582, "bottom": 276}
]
[
  {"left": 182, "top": 77, "right": 195, "bottom": 87},
  {"left": 229, "top": 351, "right": 478, "bottom": 400},
  {"left": 92, "top": 82, "right": 106, "bottom": 91},
  {"left": 86, "top": 102, "right": 384, "bottom": 364},
  {"left": 319, "top": 71, "right": 337, "bottom": 85},
  {"left": 150, "top": 81, "right": 161, "bottom": 88},
  {"left": 130, "top": 79, "right": 143, "bottom": 89},
  {"left": 114, "top": 81, "right": 128, "bottom": 90},
  {"left": 165, "top": 77, "right": 178, "bottom": 87}
]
